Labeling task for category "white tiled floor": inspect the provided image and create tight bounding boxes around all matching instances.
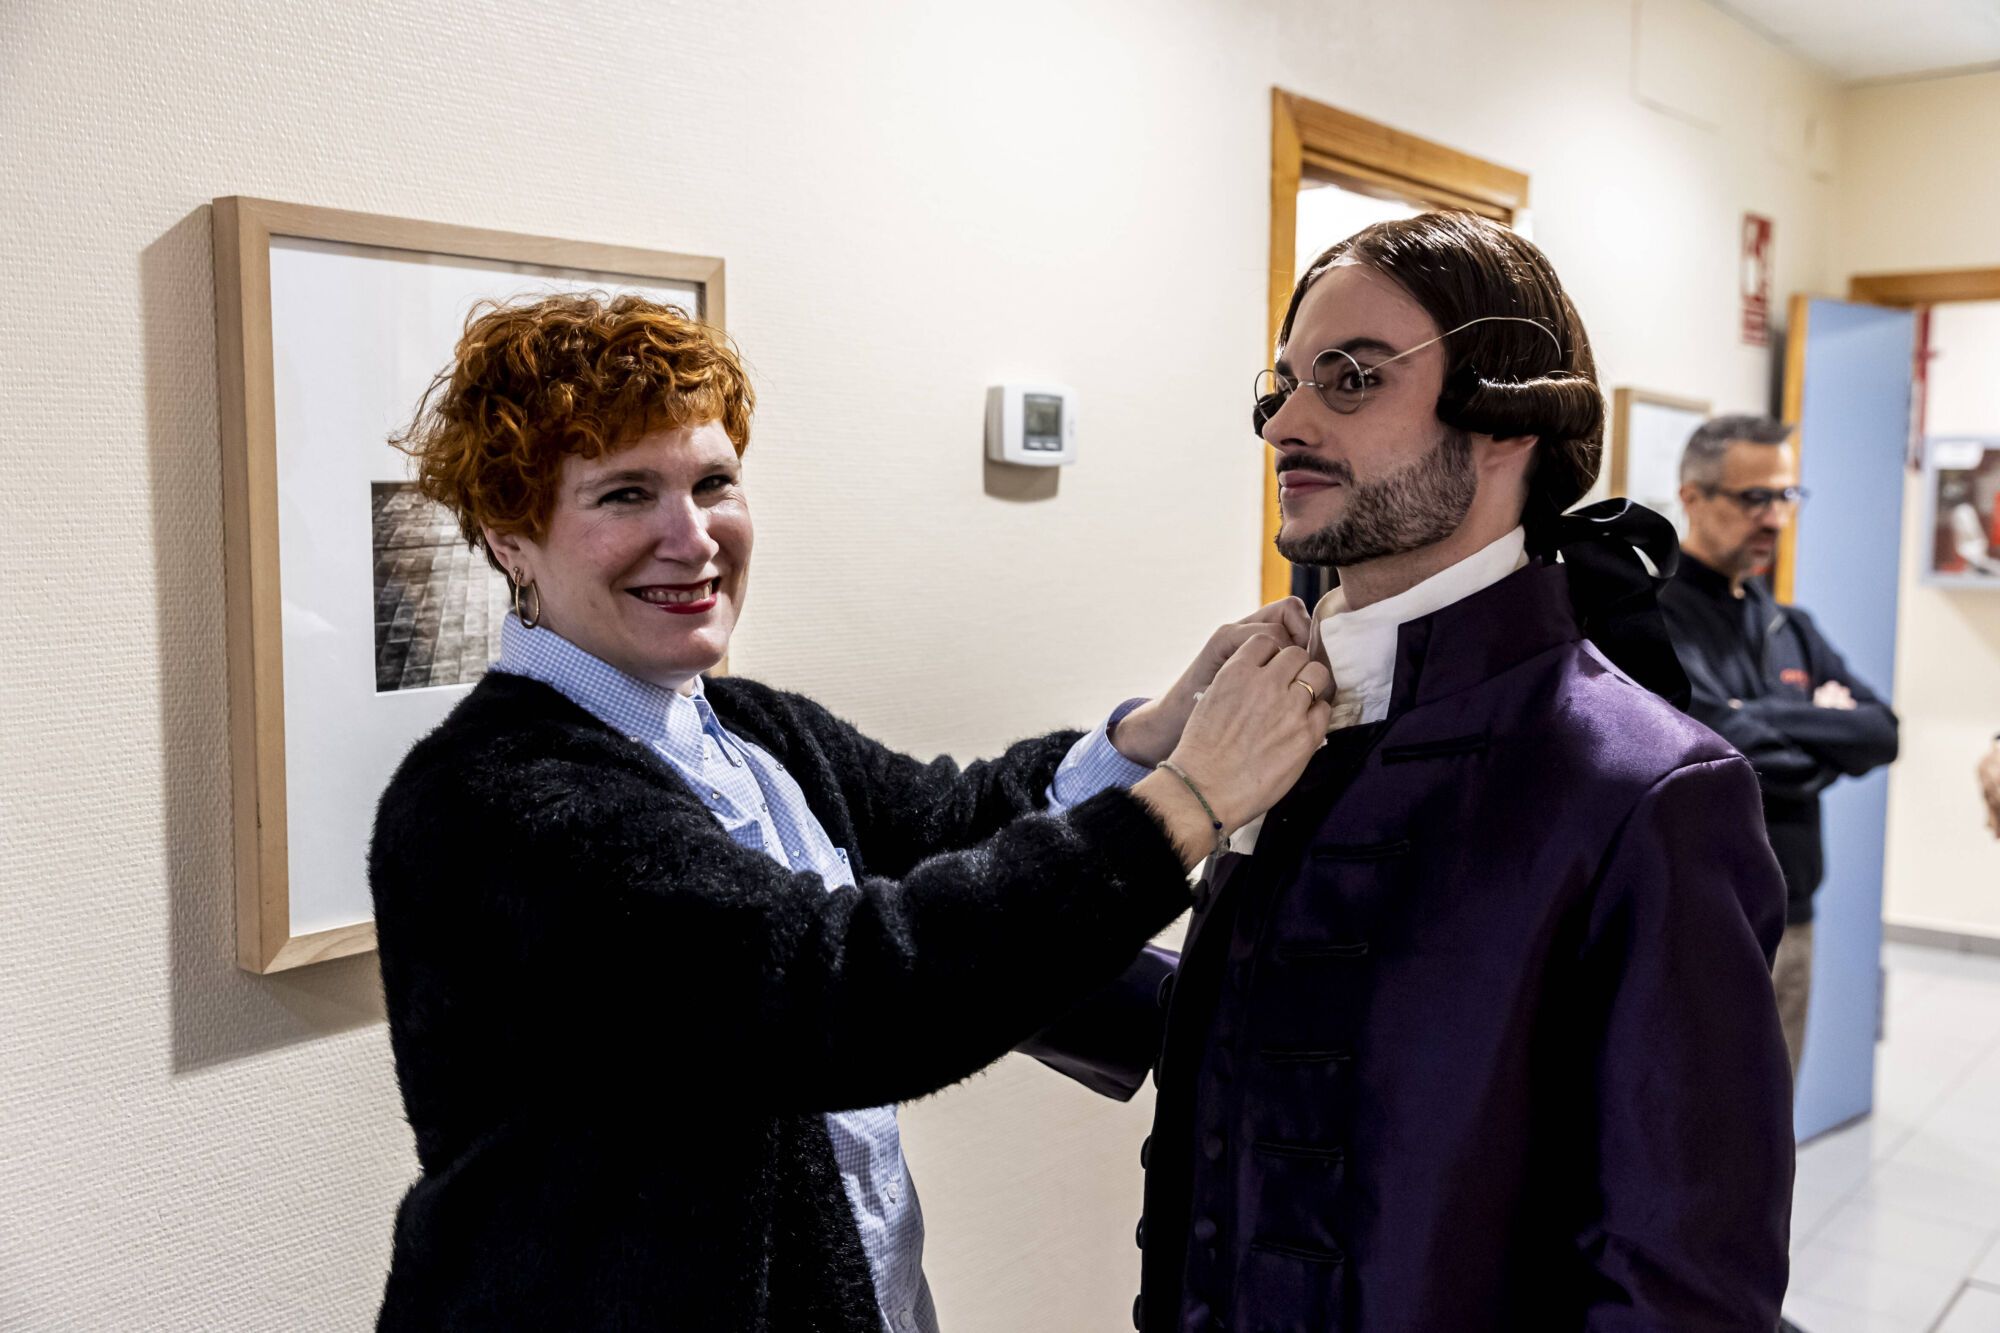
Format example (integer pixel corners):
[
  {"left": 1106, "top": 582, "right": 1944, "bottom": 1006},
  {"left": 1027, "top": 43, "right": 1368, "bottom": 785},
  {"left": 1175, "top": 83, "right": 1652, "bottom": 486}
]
[{"left": 1784, "top": 943, "right": 2000, "bottom": 1333}]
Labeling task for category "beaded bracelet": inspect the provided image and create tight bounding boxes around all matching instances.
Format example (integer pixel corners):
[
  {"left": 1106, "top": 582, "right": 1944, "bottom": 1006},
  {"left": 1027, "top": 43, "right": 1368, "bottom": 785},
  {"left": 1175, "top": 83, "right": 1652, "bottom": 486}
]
[{"left": 1155, "top": 760, "right": 1228, "bottom": 861}]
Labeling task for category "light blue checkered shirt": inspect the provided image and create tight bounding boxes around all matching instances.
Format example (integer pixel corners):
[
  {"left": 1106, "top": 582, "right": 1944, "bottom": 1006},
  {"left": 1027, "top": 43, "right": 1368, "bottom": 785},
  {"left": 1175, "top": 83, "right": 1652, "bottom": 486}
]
[{"left": 492, "top": 618, "right": 1149, "bottom": 1332}]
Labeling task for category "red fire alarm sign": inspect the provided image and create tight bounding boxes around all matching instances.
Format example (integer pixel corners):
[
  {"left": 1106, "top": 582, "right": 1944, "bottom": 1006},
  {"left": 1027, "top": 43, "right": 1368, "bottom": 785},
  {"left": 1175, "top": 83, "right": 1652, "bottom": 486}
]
[{"left": 1742, "top": 213, "right": 1772, "bottom": 347}]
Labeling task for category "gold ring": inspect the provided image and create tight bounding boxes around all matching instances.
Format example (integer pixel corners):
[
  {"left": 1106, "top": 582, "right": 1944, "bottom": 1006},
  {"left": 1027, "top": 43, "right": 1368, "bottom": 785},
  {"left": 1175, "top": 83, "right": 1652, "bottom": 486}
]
[{"left": 1292, "top": 678, "right": 1319, "bottom": 703}]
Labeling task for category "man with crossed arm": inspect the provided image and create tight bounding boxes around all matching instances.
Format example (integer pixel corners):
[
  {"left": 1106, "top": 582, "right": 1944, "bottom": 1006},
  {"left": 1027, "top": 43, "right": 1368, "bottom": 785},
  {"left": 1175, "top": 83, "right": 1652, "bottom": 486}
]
[{"left": 1658, "top": 414, "right": 1900, "bottom": 1085}]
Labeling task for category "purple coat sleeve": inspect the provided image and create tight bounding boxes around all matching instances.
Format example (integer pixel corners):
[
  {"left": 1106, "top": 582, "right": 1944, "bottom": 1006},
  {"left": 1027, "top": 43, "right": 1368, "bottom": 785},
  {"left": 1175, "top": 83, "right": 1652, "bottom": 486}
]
[
  {"left": 1578, "top": 755, "right": 1794, "bottom": 1331},
  {"left": 1017, "top": 944, "right": 1179, "bottom": 1101}
]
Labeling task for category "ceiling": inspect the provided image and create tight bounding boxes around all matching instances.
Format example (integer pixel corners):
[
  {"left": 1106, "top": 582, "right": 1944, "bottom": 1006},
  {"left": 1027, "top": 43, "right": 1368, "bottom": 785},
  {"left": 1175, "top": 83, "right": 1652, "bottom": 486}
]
[{"left": 1711, "top": 0, "right": 2000, "bottom": 83}]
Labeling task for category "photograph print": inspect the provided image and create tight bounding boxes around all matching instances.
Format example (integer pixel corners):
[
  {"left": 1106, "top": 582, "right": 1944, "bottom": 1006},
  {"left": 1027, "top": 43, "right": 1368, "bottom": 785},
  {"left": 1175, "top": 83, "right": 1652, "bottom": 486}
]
[
  {"left": 1925, "top": 436, "right": 2000, "bottom": 586},
  {"left": 263, "top": 235, "right": 705, "bottom": 942},
  {"left": 371, "top": 482, "right": 511, "bottom": 693}
]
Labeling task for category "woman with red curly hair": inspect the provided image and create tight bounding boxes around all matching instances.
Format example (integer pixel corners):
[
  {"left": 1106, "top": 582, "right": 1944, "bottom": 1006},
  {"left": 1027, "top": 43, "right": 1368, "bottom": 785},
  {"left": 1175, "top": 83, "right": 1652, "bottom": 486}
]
[{"left": 367, "top": 292, "right": 1332, "bottom": 1331}]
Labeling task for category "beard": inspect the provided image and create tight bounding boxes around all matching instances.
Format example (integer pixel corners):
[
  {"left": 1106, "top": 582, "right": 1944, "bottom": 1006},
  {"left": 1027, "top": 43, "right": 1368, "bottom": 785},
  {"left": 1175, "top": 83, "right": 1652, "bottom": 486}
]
[
  {"left": 1721, "top": 530, "right": 1782, "bottom": 580},
  {"left": 1275, "top": 427, "right": 1479, "bottom": 567}
]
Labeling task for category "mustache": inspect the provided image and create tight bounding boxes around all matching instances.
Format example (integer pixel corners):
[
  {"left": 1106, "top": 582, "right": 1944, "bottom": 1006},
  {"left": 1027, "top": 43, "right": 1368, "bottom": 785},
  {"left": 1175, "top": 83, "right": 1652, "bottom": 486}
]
[{"left": 1276, "top": 456, "right": 1354, "bottom": 485}]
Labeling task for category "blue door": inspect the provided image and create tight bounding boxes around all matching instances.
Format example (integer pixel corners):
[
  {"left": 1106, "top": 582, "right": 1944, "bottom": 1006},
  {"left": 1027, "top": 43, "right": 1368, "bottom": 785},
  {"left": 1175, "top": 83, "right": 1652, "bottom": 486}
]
[{"left": 1786, "top": 297, "right": 1917, "bottom": 1141}]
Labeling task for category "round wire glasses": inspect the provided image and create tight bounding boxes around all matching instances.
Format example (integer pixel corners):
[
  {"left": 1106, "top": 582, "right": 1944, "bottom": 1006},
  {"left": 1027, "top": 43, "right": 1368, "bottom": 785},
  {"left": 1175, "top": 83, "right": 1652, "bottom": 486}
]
[{"left": 1253, "top": 314, "right": 1564, "bottom": 432}]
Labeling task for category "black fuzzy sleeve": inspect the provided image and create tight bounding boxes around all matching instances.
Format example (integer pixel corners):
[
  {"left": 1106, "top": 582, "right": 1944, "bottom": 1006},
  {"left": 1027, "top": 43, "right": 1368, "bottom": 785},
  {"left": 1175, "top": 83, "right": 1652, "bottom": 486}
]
[
  {"left": 374, "top": 712, "right": 1190, "bottom": 1116},
  {"left": 708, "top": 677, "right": 1091, "bottom": 878}
]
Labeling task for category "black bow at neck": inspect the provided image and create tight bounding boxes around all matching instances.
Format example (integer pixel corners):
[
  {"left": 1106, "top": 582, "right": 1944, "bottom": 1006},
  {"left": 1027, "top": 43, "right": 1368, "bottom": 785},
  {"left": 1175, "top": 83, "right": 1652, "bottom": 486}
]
[{"left": 1529, "top": 497, "right": 1692, "bottom": 710}]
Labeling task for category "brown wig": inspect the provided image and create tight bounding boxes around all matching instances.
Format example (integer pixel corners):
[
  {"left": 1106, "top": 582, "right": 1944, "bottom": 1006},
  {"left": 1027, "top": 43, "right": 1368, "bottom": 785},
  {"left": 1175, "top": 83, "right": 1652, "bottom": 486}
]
[
  {"left": 393, "top": 292, "right": 755, "bottom": 571},
  {"left": 1279, "top": 211, "right": 1604, "bottom": 529}
]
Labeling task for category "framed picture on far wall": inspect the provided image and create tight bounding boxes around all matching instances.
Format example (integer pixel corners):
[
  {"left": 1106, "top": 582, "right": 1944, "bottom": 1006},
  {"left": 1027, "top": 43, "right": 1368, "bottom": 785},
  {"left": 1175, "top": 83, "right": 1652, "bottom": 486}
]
[
  {"left": 212, "top": 196, "right": 725, "bottom": 972},
  {"left": 1608, "top": 387, "right": 1710, "bottom": 536},
  {"left": 1921, "top": 436, "right": 2000, "bottom": 589}
]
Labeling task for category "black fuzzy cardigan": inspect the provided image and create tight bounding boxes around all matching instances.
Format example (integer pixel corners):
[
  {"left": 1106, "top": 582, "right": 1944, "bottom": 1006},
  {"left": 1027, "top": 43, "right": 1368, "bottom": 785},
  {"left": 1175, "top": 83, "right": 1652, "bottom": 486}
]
[{"left": 369, "top": 670, "right": 1189, "bottom": 1332}]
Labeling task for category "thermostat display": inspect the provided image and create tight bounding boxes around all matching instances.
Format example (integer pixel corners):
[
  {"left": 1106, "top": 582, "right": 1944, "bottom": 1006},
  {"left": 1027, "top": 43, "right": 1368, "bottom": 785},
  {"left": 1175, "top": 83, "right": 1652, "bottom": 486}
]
[
  {"left": 986, "top": 383, "right": 1077, "bottom": 467},
  {"left": 1023, "top": 394, "right": 1063, "bottom": 448}
]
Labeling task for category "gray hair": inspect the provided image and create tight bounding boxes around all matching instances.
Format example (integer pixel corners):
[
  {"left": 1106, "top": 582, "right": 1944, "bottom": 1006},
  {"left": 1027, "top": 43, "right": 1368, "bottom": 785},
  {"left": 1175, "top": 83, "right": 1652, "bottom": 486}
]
[{"left": 1680, "top": 414, "right": 1795, "bottom": 487}]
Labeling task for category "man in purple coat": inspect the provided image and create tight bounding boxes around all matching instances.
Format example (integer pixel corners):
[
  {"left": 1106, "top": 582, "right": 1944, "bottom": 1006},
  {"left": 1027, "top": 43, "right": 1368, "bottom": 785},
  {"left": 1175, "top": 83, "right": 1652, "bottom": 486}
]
[{"left": 1031, "top": 212, "right": 1793, "bottom": 1330}]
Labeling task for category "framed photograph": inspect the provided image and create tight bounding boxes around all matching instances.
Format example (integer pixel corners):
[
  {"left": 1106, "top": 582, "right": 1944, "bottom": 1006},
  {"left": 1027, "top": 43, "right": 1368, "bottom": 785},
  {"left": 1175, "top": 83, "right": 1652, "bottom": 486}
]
[
  {"left": 1608, "top": 387, "right": 1710, "bottom": 536},
  {"left": 1920, "top": 436, "right": 2000, "bottom": 588},
  {"left": 212, "top": 197, "right": 725, "bottom": 972}
]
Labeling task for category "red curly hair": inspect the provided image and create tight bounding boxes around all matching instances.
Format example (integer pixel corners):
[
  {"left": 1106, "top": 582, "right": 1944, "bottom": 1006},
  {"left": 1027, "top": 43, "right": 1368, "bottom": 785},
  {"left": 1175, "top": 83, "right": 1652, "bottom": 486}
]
[{"left": 393, "top": 292, "right": 754, "bottom": 569}]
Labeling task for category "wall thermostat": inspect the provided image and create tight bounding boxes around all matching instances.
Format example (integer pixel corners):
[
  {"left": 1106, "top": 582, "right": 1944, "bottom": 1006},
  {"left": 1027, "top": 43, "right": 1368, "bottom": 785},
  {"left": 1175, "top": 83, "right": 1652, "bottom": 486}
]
[{"left": 985, "top": 383, "right": 1077, "bottom": 467}]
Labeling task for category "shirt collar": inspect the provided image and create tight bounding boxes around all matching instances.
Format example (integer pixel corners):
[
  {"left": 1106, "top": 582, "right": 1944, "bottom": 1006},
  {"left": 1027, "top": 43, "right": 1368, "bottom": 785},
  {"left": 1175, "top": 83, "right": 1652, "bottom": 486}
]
[
  {"left": 1310, "top": 527, "right": 1530, "bottom": 726},
  {"left": 1673, "top": 551, "right": 1782, "bottom": 623},
  {"left": 1673, "top": 550, "right": 1742, "bottom": 600},
  {"left": 493, "top": 615, "right": 712, "bottom": 762}
]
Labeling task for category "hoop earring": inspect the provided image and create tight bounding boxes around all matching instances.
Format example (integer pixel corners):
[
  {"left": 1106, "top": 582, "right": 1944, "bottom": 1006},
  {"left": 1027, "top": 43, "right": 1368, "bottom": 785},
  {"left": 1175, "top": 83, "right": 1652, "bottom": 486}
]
[{"left": 512, "top": 574, "right": 542, "bottom": 630}]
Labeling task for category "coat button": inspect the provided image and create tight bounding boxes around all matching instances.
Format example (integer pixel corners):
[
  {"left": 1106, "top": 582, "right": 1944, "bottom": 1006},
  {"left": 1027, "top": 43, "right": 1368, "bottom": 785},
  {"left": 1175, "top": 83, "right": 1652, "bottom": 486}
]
[
  {"left": 1135, "top": 1218, "right": 1145, "bottom": 1249},
  {"left": 1155, "top": 971, "right": 1176, "bottom": 1011},
  {"left": 1139, "top": 1135, "right": 1152, "bottom": 1169},
  {"left": 1192, "top": 1216, "right": 1218, "bottom": 1242},
  {"left": 1202, "top": 1132, "right": 1224, "bottom": 1160},
  {"left": 1132, "top": 1293, "right": 1145, "bottom": 1329}
]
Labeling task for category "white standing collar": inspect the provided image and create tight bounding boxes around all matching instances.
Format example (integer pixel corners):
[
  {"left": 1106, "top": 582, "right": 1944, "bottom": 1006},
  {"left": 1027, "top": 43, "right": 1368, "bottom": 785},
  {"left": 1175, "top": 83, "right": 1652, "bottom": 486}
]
[{"left": 1311, "top": 527, "right": 1530, "bottom": 728}]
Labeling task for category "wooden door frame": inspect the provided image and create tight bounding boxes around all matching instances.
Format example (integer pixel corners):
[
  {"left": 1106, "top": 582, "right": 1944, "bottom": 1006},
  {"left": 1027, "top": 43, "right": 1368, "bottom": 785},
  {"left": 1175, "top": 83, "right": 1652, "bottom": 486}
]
[
  {"left": 1849, "top": 267, "right": 2000, "bottom": 307},
  {"left": 1263, "top": 91, "right": 1531, "bottom": 602},
  {"left": 1776, "top": 292, "right": 1813, "bottom": 604}
]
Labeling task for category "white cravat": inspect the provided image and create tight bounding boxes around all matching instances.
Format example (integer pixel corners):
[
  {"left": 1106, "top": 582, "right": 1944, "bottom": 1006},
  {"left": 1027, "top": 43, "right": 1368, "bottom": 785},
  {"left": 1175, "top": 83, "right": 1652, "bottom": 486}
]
[{"left": 1226, "top": 527, "right": 1528, "bottom": 856}]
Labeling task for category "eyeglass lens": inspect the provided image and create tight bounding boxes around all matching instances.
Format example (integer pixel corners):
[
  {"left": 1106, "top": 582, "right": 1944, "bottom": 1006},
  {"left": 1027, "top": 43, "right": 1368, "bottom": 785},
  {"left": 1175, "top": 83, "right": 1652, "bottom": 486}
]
[{"left": 1252, "top": 348, "right": 1373, "bottom": 430}]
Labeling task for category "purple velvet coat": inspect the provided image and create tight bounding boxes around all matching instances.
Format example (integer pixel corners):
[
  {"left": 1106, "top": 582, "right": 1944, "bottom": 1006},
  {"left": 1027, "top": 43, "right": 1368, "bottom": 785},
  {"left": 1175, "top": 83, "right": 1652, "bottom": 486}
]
[{"left": 1035, "top": 561, "right": 1794, "bottom": 1332}]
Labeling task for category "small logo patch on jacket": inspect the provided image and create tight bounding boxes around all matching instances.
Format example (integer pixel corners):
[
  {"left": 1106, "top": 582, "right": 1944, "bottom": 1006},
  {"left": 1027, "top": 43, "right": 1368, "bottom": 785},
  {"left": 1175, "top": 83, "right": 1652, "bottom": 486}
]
[{"left": 1780, "top": 668, "right": 1811, "bottom": 690}]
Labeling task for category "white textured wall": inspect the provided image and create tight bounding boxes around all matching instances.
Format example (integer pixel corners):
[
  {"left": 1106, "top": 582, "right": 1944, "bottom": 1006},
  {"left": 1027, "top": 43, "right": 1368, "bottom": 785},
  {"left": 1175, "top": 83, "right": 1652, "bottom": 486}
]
[
  {"left": 1835, "top": 71, "right": 2000, "bottom": 946},
  {"left": 0, "top": 2, "right": 1836, "bottom": 1328}
]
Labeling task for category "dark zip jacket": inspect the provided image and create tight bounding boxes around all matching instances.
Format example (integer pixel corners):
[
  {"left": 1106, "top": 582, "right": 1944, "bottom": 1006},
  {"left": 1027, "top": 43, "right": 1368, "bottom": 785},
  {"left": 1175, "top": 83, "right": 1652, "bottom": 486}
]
[{"left": 1657, "top": 553, "right": 1899, "bottom": 924}]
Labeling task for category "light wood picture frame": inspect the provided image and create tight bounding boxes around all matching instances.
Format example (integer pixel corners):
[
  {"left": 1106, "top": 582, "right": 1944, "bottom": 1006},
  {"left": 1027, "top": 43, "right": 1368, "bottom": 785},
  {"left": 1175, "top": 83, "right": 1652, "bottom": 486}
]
[
  {"left": 1919, "top": 436, "right": 2000, "bottom": 588},
  {"left": 212, "top": 196, "right": 726, "bottom": 972},
  {"left": 1609, "top": 386, "right": 1710, "bottom": 536}
]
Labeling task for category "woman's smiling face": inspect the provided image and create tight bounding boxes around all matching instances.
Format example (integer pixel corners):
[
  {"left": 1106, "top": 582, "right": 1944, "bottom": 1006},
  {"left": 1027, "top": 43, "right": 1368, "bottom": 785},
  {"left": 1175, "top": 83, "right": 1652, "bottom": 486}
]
[{"left": 486, "top": 420, "right": 751, "bottom": 690}]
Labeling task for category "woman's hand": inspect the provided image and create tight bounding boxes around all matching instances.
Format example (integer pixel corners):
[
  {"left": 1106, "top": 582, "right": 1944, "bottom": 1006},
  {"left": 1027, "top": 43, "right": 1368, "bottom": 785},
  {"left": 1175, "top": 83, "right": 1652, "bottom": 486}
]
[
  {"left": 1111, "top": 597, "right": 1312, "bottom": 767},
  {"left": 1133, "top": 636, "right": 1333, "bottom": 866}
]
